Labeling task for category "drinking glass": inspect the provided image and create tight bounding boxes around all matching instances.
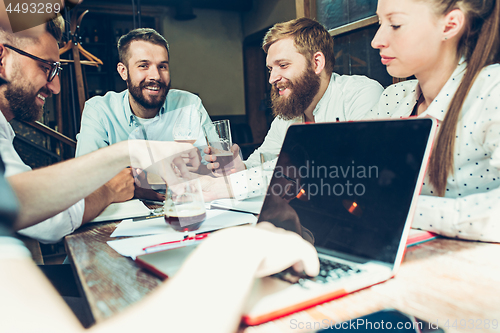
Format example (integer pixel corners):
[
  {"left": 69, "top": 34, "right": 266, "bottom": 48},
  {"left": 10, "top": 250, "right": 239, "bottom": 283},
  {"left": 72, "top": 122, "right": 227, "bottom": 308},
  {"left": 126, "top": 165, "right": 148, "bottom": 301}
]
[
  {"left": 203, "top": 119, "right": 233, "bottom": 175},
  {"left": 164, "top": 178, "right": 206, "bottom": 232},
  {"left": 173, "top": 108, "right": 202, "bottom": 144}
]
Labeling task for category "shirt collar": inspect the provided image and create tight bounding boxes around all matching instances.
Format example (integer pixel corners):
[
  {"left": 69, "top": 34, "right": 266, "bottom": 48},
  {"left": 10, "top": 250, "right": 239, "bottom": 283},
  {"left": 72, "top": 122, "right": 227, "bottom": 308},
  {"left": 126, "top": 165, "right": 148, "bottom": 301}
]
[
  {"left": 312, "top": 73, "right": 336, "bottom": 117},
  {"left": 125, "top": 91, "right": 166, "bottom": 126}
]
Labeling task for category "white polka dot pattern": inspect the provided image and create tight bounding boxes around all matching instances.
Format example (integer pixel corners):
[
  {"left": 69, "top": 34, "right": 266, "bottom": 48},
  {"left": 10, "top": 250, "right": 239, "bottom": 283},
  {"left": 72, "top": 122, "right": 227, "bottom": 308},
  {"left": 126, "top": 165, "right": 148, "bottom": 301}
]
[
  {"left": 230, "top": 163, "right": 273, "bottom": 200},
  {"left": 367, "top": 61, "right": 500, "bottom": 242}
]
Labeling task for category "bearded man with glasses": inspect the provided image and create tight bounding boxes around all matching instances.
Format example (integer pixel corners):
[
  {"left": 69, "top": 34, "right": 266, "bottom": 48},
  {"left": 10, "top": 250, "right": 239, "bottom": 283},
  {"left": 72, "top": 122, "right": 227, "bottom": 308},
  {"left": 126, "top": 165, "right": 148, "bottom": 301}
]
[{"left": 0, "top": 16, "right": 135, "bottom": 244}]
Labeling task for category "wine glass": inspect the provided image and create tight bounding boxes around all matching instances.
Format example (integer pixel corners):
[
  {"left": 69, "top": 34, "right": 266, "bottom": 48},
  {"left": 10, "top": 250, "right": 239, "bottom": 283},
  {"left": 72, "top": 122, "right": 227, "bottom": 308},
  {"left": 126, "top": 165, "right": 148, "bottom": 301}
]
[
  {"left": 203, "top": 120, "right": 233, "bottom": 176},
  {"left": 164, "top": 178, "right": 207, "bottom": 232}
]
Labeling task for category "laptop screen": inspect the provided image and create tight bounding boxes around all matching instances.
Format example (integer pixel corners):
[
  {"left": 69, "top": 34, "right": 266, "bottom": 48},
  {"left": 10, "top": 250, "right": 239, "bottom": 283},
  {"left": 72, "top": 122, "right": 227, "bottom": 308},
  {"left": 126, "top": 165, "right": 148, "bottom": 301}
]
[{"left": 258, "top": 119, "right": 433, "bottom": 265}]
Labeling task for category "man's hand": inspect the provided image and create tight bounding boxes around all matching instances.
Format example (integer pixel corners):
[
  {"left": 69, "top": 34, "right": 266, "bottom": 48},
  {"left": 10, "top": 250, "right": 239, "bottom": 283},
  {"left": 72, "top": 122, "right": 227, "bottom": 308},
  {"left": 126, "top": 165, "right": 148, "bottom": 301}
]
[
  {"left": 133, "top": 169, "right": 165, "bottom": 201},
  {"left": 82, "top": 168, "right": 135, "bottom": 223},
  {"left": 103, "top": 168, "right": 135, "bottom": 203},
  {"left": 181, "top": 148, "right": 202, "bottom": 172},
  {"left": 203, "top": 144, "right": 246, "bottom": 177},
  {"left": 134, "top": 186, "right": 165, "bottom": 201},
  {"left": 128, "top": 141, "right": 201, "bottom": 185}
]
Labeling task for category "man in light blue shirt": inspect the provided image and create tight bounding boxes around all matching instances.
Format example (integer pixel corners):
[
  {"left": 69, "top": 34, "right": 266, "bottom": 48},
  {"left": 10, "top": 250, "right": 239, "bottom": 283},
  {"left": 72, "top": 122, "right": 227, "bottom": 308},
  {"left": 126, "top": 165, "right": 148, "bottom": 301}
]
[{"left": 76, "top": 28, "right": 211, "bottom": 158}]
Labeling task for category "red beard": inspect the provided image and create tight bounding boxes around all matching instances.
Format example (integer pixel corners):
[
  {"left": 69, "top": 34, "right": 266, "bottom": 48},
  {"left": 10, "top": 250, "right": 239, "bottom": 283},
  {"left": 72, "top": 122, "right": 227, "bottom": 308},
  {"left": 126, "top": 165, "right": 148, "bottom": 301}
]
[{"left": 271, "top": 62, "right": 320, "bottom": 120}]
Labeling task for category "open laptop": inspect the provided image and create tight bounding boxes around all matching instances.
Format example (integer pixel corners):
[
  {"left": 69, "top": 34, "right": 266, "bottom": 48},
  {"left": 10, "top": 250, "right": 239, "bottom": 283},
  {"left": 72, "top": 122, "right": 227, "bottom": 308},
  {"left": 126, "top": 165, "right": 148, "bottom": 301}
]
[{"left": 242, "top": 118, "right": 436, "bottom": 325}]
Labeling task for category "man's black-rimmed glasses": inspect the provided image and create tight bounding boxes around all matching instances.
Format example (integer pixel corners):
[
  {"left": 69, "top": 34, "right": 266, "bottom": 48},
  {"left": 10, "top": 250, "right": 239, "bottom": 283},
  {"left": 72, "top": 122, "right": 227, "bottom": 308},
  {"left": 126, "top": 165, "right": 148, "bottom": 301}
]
[{"left": 4, "top": 44, "right": 62, "bottom": 82}]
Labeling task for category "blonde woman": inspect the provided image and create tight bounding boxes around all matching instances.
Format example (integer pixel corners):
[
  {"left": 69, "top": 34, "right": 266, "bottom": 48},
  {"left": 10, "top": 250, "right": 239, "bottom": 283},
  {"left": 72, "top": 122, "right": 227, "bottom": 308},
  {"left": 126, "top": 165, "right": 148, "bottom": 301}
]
[{"left": 368, "top": 0, "right": 500, "bottom": 241}]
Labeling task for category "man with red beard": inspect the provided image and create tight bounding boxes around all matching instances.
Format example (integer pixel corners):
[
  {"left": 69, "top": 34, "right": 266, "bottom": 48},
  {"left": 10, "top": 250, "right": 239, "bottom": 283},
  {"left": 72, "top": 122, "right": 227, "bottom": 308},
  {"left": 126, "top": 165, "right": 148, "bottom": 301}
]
[
  {"left": 0, "top": 16, "right": 135, "bottom": 243},
  {"left": 202, "top": 18, "right": 383, "bottom": 200},
  {"left": 207, "top": 18, "right": 382, "bottom": 171},
  {"left": 255, "top": 17, "right": 383, "bottom": 165}
]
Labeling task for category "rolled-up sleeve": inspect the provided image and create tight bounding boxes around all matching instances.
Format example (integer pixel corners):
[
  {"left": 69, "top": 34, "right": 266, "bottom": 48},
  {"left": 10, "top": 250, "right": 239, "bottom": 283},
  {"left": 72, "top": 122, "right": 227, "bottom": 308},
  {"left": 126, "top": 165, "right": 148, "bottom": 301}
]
[
  {"left": 244, "top": 118, "right": 291, "bottom": 169},
  {"left": 230, "top": 161, "right": 276, "bottom": 200},
  {"left": 16, "top": 199, "right": 85, "bottom": 244}
]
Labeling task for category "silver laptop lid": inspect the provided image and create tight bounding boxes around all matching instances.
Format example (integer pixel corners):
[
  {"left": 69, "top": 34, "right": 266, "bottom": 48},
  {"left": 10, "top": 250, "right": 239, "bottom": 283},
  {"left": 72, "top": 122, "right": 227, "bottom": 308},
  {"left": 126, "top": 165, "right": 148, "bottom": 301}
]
[{"left": 258, "top": 118, "right": 435, "bottom": 266}]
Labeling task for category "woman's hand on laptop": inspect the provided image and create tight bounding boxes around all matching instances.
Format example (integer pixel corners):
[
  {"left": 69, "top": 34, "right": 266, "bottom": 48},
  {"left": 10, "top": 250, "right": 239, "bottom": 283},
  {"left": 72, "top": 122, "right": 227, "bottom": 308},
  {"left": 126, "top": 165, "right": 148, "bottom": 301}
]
[
  {"left": 252, "top": 222, "right": 319, "bottom": 278},
  {"left": 157, "top": 222, "right": 319, "bottom": 332},
  {"left": 191, "top": 222, "right": 319, "bottom": 278}
]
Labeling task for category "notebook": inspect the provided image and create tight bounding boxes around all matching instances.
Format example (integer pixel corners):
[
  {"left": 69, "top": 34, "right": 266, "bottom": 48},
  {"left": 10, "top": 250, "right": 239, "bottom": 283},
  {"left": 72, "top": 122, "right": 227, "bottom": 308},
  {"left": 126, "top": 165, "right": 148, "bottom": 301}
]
[
  {"left": 242, "top": 118, "right": 437, "bottom": 325},
  {"left": 407, "top": 229, "right": 438, "bottom": 247},
  {"left": 90, "top": 199, "right": 152, "bottom": 223},
  {"left": 209, "top": 195, "right": 265, "bottom": 214}
]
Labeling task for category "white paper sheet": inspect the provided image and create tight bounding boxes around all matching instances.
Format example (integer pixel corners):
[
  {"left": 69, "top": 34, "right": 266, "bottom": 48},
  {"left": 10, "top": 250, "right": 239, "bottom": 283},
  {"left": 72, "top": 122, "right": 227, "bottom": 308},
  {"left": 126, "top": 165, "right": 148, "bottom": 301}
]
[
  {"left": 90, "top": 199, "right": 152, "bottom": 223},
  {"left": 108, "top": 234, "right": 183, "bottom": 259},
  {"left": 209, "top": 195, "right": 265, "bottom": 214},
  {"left": 110, "top": 209, "right": 257, "bottom": 237},
  {"left": 108, "top": 210, "right": 257, "bottom": 259}
]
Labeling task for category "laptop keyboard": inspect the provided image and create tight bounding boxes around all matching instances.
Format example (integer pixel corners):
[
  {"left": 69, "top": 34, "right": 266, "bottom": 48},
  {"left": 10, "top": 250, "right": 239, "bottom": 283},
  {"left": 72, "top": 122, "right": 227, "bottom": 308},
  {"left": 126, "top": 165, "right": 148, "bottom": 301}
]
[{"left": 272, "top": 257, "right": 363, "bottom": 287}]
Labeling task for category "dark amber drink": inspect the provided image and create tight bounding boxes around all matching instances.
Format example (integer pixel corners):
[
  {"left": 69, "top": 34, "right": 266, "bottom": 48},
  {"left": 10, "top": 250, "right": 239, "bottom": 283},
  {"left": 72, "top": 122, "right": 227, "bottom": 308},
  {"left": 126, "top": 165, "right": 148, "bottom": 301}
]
[
  {"left": 214, "top": 152, "right": 234, "bottom": 174},
  {"left": 174, "top": 139, "right": 197, "bottom": 144},
  {"left": 164, "top": 204, "right": 206, "bottom": 232}
]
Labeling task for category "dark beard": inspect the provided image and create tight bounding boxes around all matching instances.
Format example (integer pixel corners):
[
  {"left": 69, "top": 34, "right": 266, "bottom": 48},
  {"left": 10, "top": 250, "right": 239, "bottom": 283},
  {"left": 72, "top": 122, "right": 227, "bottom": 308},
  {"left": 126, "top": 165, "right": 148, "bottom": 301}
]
[
  {"left": 127, "top": 77, "right": 170, "bottom": 110},
  {"left": 271, "top": 63, "right": 321, "bottom": 121},
  {"left": 4, "top": 83, "right": 49, "bottom": 122}
]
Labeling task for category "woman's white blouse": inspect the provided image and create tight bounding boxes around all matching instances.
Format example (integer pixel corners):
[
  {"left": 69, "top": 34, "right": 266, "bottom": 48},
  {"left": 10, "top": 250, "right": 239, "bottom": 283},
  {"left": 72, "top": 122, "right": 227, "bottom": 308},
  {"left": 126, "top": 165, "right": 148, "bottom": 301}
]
[{"left": 366, "top": 61, "right": 500, "bottom": 242}]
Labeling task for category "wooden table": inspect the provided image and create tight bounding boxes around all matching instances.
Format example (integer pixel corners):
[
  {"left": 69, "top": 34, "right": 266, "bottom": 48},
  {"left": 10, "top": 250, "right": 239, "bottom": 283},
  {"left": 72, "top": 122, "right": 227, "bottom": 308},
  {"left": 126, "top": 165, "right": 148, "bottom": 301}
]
[
  {"left": 65, "top": 222, "right": 161, "bottom": 323},
  {"left": 65, "top": 223, "right": 500, "bottom": 332}
]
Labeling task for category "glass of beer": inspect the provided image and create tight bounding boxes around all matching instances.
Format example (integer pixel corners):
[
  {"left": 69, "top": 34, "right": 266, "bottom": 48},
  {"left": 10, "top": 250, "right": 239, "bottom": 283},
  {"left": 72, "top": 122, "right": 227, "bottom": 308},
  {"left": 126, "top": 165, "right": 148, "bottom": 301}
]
[
  {"left": 164, "top": 178, "right": 207, "bottom": 232},
  {"left": 173, "top": 108, "right": 203, "bottom": 171},
  {"left": 173, "top": 107, "right": 202, "bottom": 144},
  {"left": 203, "top": 119, "right": 233, "bottom": 176}
]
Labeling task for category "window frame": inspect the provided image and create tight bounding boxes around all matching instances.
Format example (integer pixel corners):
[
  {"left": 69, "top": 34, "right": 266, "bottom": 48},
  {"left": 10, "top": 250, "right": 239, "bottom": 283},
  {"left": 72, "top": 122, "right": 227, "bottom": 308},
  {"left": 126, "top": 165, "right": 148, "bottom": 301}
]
[{"left": 296, "top": 0, "right": 403, "bottom": 84}]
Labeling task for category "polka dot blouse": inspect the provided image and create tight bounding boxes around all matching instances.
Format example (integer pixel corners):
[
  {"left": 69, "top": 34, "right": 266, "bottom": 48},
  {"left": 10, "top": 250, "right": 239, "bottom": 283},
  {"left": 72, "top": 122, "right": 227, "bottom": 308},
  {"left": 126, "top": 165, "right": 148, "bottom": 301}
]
[{"left": 367, "top": 60, "right": 500, "bottom": 242}]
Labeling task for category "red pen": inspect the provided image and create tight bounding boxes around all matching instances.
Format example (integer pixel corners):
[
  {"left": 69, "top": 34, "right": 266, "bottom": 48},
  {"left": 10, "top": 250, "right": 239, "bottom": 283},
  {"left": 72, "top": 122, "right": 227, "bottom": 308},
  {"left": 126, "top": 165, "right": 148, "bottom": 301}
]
[{"left": 142, "top": 232, "right": 210, "bottom": 253}]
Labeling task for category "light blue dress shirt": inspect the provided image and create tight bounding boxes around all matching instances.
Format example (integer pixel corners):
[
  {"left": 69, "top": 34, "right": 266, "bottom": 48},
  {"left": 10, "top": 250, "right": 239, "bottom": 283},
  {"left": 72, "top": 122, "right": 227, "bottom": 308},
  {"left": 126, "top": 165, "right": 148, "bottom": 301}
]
[{"left": 75, "top": 89, "right": 212, "bottom": 157}]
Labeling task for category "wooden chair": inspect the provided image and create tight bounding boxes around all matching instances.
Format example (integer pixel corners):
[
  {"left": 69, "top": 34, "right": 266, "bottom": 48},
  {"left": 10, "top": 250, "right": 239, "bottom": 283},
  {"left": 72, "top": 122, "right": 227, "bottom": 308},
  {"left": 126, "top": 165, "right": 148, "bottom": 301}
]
[{"left": 17, "top": 234, "right": 44, "bottom": 265}]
